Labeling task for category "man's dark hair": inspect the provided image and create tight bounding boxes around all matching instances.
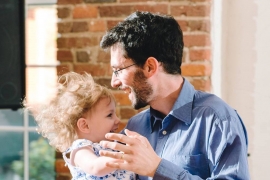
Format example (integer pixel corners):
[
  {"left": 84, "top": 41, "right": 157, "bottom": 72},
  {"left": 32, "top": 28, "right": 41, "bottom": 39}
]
[{"left": 100, "top": 11, "right": 184, "bottom": 74}]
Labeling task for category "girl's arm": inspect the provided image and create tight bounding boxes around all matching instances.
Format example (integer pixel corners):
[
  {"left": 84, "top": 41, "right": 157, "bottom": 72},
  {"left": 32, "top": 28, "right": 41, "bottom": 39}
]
[{"left": 72, "top": 146, "right": 122, "bottom": 177}]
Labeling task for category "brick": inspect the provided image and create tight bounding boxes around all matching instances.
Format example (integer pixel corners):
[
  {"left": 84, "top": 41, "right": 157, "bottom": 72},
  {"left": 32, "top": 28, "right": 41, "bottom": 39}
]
[
  {"left": 57, "top": 38, "right": 67, "bottom": 48},
  {"left": 113, "top": 92, "right": 132, "bottom": 106},
  {"left": 171, "top": 5, "right": 210, "bottom": 17},
  {"left": 120, "top": 0, "right": 169, "bottom": 2},
  {"left": 89, "top": 20, "right": 107, "bottom": 32},
  {"left": 58, "top": 22, "right": 72, "bottom": 33},
  {"left": 116, "top": 121, "right": 127, "bottom": 132},
  {"left": 57, "top": 8, "right": 71, "bottom": 19},
  {"left": 189, "top": 49, "right": 211, "bottom": 61},
  {"left": 183, "top": 34, "right": 211, "bottom": 47},
  {"left": 97, "top": 49, "right": 110, "bottom": 63},
  {"left": 57, "top": 37, "right": 98, "bottom": 48},
  {"left": 57, "top": 0, "right": 83, "bottom": 5},
  {"left": 181, "top": 63, "right": 211, "bottom": 76},
  {"left": 84, "top": 0, "right": 116, "bottom": 3},
  {"left": 76, "top": 51, "right": 90, "bottom": 62},
  {"left": 189, "top": 20, "right": 210, "bottom": 32},
  {"left": 120, "top": 107, "right": 137, "bottom": 119},
  {"left": 182, "top": 49, "right": 188, "bottom": 63},
  {"left": 74, "top": 63, "right": 111, "bottom": 76},
  {"left": 55, "top": 151, "right": 62, "bottom": 159},
  {"left": 55, "top": 159, "right": 70, "bottom": 173},
  {"left": 57, "top": 64, "right": 71, "bottom": 76},
  {"left": 107, "top": 20, "right": 121, "bottom": 30},
  {"left": 190, "top": 78, "right": 211, "bottom": 91},
  {"left": 99, "top": 6, "right": 134, "bottom": 17},
  {"left": 134, "top": 4, "right": 168, "bottom": 14},
  {"left": 73, "top": 6, "right": 98, "bottom": 19},
  {"left": 177, "top": 20, "right": 188, "bottom": 32},
  {"left": 95, "top": 78, "right": 112, "bottom": 89},
  {"left": 56, "top": 174, "right": 72, "bottom": 180},
  {"left": 57, "top": 50, "right": 73, "bottom": 62},
  {"left": 72, "top": 21, "right": 89, "bottom": 32},
  {"left": 191, "top": 0, "right": 211, "bottom": 2}
]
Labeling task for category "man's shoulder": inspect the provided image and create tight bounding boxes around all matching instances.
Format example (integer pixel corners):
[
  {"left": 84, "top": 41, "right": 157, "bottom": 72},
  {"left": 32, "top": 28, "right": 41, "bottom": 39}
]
[
  {"left": 124, "top": 108, "right": 151, "bottom": 135},
  {"left": 130, "top": 108, "right": 150, "bottom": 121},
  {"left": 193, "top": 90, "right": 237, "bottom": 120}
]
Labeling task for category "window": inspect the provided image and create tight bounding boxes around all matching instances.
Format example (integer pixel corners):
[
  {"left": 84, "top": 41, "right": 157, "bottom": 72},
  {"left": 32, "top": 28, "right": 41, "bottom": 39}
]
[{"left": 0, "top": 1, "right": 57, "bottom": 179}]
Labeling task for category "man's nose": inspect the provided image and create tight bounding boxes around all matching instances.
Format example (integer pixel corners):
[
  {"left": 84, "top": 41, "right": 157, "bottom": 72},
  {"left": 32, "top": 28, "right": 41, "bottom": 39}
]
[{"left": 111, "top": 74, "right": 121, "bottom": 88}]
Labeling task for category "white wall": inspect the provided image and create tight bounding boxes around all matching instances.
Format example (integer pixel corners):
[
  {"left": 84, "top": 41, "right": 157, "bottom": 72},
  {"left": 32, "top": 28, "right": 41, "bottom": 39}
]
[{"left": 212, "top": 0, "right": 270, "bottom": 179}]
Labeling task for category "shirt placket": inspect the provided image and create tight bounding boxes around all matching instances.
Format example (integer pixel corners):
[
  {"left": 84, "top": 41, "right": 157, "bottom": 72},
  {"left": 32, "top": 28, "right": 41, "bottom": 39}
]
[{"left": 154, "top": 116, "right": 173, "bottom": 157}]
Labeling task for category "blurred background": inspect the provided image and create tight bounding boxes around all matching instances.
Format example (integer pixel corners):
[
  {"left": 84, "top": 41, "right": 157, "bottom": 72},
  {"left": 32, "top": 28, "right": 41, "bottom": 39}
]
[{"left": 0, "top": 0, "right": 269, "bottom": 179}]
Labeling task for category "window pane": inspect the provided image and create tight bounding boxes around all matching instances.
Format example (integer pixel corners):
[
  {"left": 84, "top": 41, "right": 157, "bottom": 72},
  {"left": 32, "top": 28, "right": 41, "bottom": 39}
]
[
  {"left": 0, "top": 131, "right": 23, "bottom": 180},
  {"left": 26, "top": 5, "right": 57, "bottom": 65},
  {"left": 0, "top": 109, "right": 23, "bottom": 126},
  {"left": 26, "top": 67, "right": 57, "bottom": 106},
  {"left": 28, "top": 133, "right": 55, "bottom": 179}
]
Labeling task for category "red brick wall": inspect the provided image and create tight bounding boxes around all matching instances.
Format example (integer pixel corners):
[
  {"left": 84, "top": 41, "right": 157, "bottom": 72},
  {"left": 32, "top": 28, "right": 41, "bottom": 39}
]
[{"left": 56, "top": 0, "right": 212, "bottom": 179}]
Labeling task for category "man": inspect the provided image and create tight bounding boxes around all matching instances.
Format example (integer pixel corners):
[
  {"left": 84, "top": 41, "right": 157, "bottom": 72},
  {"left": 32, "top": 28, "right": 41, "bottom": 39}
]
[{"left": 99, "top": 11, "right": 250, "bottom": 179}]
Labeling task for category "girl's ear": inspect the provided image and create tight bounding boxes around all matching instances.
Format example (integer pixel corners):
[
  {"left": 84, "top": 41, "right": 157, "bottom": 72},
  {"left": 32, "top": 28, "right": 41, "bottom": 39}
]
[{"left": 77, "top": 118, "right": 90, "bottom": 133}]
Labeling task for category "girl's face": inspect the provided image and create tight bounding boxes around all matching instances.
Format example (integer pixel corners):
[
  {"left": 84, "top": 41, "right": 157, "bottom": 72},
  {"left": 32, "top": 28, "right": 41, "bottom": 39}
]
[{"left": 86, "top": 97, "right": 120, "bottom": 143}]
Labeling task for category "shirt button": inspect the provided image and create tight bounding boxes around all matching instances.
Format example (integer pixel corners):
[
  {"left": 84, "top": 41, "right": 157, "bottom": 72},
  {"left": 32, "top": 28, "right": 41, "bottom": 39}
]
[{"left": 162, "top": 130, "right": 167, "bottom": 135}]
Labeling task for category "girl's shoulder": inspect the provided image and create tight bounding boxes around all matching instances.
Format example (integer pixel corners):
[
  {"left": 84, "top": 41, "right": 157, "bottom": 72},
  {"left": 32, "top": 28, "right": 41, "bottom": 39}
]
[{"left": 71, "top": 139, "right": 103, "bottom": 155}]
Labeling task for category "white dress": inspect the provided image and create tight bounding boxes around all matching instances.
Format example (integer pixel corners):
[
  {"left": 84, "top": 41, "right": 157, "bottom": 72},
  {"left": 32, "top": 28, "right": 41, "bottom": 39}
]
[{"left": 63, "top": 139, "right": 136, "bottom": 180}]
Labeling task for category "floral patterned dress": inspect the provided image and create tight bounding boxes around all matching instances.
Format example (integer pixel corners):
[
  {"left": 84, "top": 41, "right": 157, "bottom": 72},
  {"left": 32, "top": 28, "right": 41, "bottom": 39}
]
[{"left": 63, "top": 139, "right": 136, "bottom": 180}]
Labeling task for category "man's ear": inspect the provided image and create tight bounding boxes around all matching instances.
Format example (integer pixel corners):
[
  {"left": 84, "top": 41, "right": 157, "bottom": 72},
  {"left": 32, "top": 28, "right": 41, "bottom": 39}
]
[
  {"left": 77, "top": 118, "right": 90, "bottom": 133},
  {"left": 143, "top": 57, "right": 159, "bottom": 78}
]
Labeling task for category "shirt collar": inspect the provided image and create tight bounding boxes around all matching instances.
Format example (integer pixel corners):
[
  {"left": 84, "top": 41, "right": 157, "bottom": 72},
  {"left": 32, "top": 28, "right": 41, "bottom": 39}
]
[
  {"left": 150, "top": 107, "right": 164, "bottom": 131},
  {"left": 150, "top": 78, "right": 195, "bottom": 130},
  {"left": 170, "top": 78, "right": 195, "bottom": 125}
]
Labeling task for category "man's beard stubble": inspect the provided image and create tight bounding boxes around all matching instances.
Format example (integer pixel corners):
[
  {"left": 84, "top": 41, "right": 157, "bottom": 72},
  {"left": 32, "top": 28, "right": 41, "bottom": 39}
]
[{"left": 132, "top": 70, "right": 153, "bottom": 110}]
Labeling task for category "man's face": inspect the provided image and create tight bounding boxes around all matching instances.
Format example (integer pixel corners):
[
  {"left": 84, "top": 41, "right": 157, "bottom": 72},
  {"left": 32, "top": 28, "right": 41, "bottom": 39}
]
[{"left": 110, "top": 45, "right": 152, "bottom": 109}]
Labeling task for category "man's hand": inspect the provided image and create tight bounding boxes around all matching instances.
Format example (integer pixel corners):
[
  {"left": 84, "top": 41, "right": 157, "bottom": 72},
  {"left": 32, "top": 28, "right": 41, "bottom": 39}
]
[{"left": 99, "top": 129, "right": 161, "bottom": 177}]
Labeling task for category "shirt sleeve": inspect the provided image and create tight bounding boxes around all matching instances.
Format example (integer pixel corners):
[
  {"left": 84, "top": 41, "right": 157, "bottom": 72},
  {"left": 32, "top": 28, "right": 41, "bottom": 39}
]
[
  {"left": 153, "top": 159, "right": 203, "bottom": 180},
  {"left": 206, "top": 114, "right": 250, "bottom": 179}
]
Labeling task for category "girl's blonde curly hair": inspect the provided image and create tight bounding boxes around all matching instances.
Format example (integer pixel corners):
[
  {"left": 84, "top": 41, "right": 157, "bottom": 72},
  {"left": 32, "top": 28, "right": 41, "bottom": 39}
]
[{"left": 25, "top": 72, "right": 115, "bottom": 152}]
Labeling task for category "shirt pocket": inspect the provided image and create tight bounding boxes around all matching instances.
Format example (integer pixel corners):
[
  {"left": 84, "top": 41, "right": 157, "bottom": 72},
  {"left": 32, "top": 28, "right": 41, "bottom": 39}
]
[{"left": 172, "top": 154, "right": 209, "bottom": 178}]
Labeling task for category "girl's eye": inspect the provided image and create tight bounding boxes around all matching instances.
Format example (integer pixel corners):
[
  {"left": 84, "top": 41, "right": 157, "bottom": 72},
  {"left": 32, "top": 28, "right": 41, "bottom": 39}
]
[{"left": 107, "top": 113, "right": 113, "bottom": 117}]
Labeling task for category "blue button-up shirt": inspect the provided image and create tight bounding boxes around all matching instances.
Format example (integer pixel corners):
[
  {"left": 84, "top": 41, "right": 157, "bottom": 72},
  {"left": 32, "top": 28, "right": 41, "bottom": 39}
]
[{"left": 123, "top": 79, "right": 250, "bottom": 180}]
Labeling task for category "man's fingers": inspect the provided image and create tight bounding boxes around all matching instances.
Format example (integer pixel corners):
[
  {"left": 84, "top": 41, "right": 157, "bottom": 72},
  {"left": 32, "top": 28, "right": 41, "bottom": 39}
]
[
  {"left": 99, "top": 150, "right": 120, "bottom": 159},
  {"left": 105, "top": 133, "right": 134, "bottom": 145},
  {"left": 99, "top": 150, "right": 131, "bottom": 162},
  {"left": 125, "top": 129, "right": 139, "bottom": 136},
  {"left": 100, "top": 140, "right": 132, "bottom": 154},
  {"left": 125, "top": 129, "right": 148, "bottom": 148},
  {"left": 105, "top": 161, "right": 127, "bottom": 169}
]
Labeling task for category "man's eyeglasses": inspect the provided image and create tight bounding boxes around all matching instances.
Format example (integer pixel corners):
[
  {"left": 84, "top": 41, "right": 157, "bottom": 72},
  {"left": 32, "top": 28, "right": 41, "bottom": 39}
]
[{"left": 113, "top": 63, "right": 136, "bottom": 77}]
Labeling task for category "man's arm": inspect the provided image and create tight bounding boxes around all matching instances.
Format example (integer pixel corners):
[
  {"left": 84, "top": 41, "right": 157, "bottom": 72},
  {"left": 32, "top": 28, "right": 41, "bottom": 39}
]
[
  {"left": 100, "top": 129, "right": 161, "bottom": 177},
  {"left": 99, "top": 129, "right": 204, "bottom": 179},
  {"left": 100, "top": 127, "right": 249, "bottom": 180}
]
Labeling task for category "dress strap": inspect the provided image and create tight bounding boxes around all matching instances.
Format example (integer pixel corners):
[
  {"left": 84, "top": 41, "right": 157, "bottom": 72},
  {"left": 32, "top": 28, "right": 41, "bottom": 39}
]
[{"left": 62, "top": 139, "right": 94, "bottom": 162}]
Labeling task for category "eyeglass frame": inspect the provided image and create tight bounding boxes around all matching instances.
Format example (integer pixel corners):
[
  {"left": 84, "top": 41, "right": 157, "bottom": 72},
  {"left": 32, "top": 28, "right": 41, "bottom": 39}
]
[{"left": 113, "top": 63, "right": 136, "bottom": 77}]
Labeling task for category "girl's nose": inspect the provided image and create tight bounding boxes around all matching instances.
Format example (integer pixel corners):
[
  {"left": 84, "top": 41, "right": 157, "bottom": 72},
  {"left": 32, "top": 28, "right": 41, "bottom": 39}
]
[{"left": 115, "top": 116, "right": 120, "bottom": 124}]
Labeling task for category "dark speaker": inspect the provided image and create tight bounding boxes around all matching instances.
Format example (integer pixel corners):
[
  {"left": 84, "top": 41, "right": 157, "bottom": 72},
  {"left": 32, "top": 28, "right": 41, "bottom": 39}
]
[{"left": 0, "top": 0, "right": 25, "bottom": 110}]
